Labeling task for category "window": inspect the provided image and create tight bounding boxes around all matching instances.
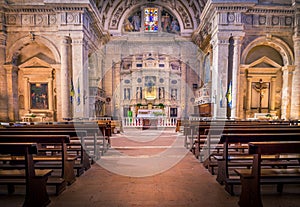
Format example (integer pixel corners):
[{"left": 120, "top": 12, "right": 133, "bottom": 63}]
[{"left": 144, "top": 8, "right": 159, "bottom": 32}]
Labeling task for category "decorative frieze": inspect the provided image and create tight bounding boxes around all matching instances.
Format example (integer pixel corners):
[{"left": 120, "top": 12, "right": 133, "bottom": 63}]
[
  {"left": 177, "top": 5, "right": 193, "bottom": 29},
  {"left": 110, "top": 6, "right": 124, "bottom": 28},
  {"left": 61, "top": 12, "right": 82, "bottom": 25},
  {"left": 6, "top": 13, "right": 57, "bottom": 26}
]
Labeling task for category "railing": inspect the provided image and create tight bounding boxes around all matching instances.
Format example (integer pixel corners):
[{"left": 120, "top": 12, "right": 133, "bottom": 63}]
[{"left": 122, "top": 117, "right": 177, "bottom": 127}]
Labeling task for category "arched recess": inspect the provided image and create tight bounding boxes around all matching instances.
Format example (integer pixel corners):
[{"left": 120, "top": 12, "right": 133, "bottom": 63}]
[
  {"left": 6, "top": 35, "right": 60, "bottom": 64},
  {"left": 241, "top": 36, "right": 293, "bottom": 65},
  {"left": 5, "top": 34, "right": 60, "bottom": 122},
  {"left": 239, "top": 36, "right": 294, "bottom": 120}
]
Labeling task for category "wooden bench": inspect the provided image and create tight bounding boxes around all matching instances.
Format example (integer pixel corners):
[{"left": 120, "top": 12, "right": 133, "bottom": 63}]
[
  {"left": 3, "top": 123, "right": 109, "bottom": 160},
  {"left": 188, "top": 120, "right": 278, "bottom": 152},
  {"left": 235, "top": 141, "right": 300, "bottom": 207},
  {"left": 196, "top": 125, "right": 299, "bottom": 154},
  {"left": 216, "top": 133, "right": 300, "bottom": 195},
  {"left": 201, "top": 127, "right": 300, "bottom": 173},
  {"left": 0, "top": 142, "right": 52, "bottom": 206},
  {"left": 0, "top": 129, "right": 90, "bottom": 176},
  {"left": 0, "top": 135, "right": 75, "bottom": 186}
]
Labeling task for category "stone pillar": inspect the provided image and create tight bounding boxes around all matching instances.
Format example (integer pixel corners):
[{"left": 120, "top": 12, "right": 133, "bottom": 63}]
[
  {"left": 281, "top": 66, "right": 294, "bottom": 120},
  {"left": 72, "top": 36, "right": 89, "bottom": 119},
  {"left": 246, "top": 77, "right": 252, "bottom": 112},
  {"left": 113, "top": 62, "right": 121, "bottom": 119},
  {"left": 291, "top": 36, "right": 300, "bottom": 119},
  {"left": 0, "top": 33, "right": 8, "bottom": 120},
  {"left": 270, "top": 77, "right": 276, "bottom": 112},
  {"left": 231, "top": 36, "right": 243, "bottom": 119},
  {"left": 181, "top": 61, "right": 187, "bottom": 118},
  {"left": 5, "top": 65, "right": 18, "bottom": 121},
  {"left": 60, "top": 36, "right": 71, "bottom": 120},
  {"left": 211, "top": 33, "right": 230, "bottom": 119}
]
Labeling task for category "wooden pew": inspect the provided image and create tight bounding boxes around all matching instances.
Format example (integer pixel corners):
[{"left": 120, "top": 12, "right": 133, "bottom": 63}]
[
  {"left": 201, "top": 127, "right": 300, "bottom": 173},
  {"left": 6, "top": 123, "right": 109, "bottom": 159},
  {"left": 235, "top": 141, "right": 300, "bottom": 207},
  {"left": 194, "top": 125, "right": 300, "bottom": 159},
  {"left": 0, "top": 129, "right": 90, "bottom": 175},
  {"left": 0, "top": 142, "right": 52, "bottom": 207},
  {"left": 216, "top": 133, "right": 300, "bottom": 195},
  {"left": 188, "top": 120, "right": 278, "bottom": 153},
  {"left": 0, "top": 135, "right": 75, "bottom": 186}
]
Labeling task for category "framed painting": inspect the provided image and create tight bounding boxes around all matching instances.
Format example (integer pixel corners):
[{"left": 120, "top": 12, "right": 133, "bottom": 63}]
[{"left": 30, "top": 83, "right": 48, "bottom": 109}]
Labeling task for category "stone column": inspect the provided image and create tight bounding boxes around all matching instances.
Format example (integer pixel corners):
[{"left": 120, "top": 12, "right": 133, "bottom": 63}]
[
  {"left": 0, "top": 33, "right": 8, "bottom": 120},
  {"left": 60, "top": 36, "right": 71, "bottom": 120},
  {"left": 281, "top": 66, "right": 294, "bottom": 120},
  {"left": 5, "top": 65, "right": 18, "bottom": 121},
  {"left": 270, "top": 77, "right": 276, "bottom": 112},
  {"left": 114, "top": 62, "right": 121, "bottom": 119},
  {"left": 181, "top": 61, "right": 187, "bottom": 118},
  {"left": 290, "top": 36, "right": 300, "bottom": 119},
  {"left": 72, "top": 36, "right": 89, "bottom": 119},
  {"left": 231, "top": 36, "right": 243, "bottom": 119},
  {"left": 211, "top": 33, "right": 230, "bottom": 119},
  {"left": 246, "top": 77, "right": 252, "bottom": 113}
]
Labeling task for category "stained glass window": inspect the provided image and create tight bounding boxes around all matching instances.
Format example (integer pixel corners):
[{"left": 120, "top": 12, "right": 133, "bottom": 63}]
[{"left": 144, "top": 8, "right": 158, "bottom": 32}]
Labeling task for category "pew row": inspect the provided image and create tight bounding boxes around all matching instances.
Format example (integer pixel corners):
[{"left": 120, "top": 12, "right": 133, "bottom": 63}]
[
  {"left": 0, "top": 143, "right": 52, "bottom": 207},
  {"left": 215, "top": 133, "right": 300, "bottom": 195},
  {"left": 236, "top": 141, "right": 300, "bottom": 207},
  {"left": 0, "top": 135, "right": 75, "bottom": 186}
]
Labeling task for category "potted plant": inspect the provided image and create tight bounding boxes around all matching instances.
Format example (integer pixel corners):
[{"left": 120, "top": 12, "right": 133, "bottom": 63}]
[{"left": 158, "top": 103, "right": 164, "bottom": 109}]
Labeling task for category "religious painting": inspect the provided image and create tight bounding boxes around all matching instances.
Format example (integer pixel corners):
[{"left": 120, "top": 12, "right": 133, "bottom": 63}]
[
  {"left": 161, "top": 10, "right": 180, "bottom": 34},
  {"left": 144, "top": 8, "right": 159, "bottom": 32},
  {"left": 124, "top": 11, "right": 141, "bottom": 32},
  {"left": 145, "top": 76, "right": 156, "bottom": 99},
  {"left": 30, "top": 83, "right": 48, "bottom": 109}
]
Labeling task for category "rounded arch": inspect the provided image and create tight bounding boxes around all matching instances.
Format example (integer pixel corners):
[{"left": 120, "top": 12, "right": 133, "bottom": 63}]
[
  {"left": 108, "top": 1, "right": 195, "bottom": 35},
  {"left": 241, "top": 36, "right": 294, "bottom": 66},
  {"left": 6, "top": 34, "right": 61, "bottom": 64}
]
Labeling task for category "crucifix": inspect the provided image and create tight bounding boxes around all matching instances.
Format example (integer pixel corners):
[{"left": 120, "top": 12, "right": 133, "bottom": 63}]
[{"left": 253, "top": 79, "right": 268, "bottom": 113}]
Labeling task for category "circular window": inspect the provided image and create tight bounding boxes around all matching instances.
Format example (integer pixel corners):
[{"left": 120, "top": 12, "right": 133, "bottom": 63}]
[
  {"left": 159, "top": 78, "right": 164, "bottom": 83},
  {"left": 124, "top": 80, "right": 130, "bottom": 84},
  {"left": 137, "top": 78, "right": 142, "bottom": 83},
  {"left": 171, "top": 80, "right": 177, "bottom": 84}
]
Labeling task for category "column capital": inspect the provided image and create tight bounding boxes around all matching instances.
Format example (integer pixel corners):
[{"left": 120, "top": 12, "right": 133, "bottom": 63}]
[
  {"left": 282, "top": 65, "right": 295, "bottom": 73},
  {"left": 61, "top": 36, "right": 71, "bottom": 45}
]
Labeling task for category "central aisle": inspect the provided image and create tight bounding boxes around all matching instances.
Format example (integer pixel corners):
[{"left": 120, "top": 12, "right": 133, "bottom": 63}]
[{"left": 48, "top": 128, "right": 239, "bottom": 207}]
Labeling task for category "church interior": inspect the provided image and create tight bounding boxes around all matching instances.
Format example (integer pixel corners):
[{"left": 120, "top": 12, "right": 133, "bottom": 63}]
[{"left": 1, "top": 0, "right": 300, "bottom": 207}]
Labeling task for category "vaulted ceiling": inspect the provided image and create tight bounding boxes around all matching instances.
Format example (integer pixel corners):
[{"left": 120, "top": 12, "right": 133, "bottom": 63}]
[{"left": 94, "top": 0, "right": 208, "bottom": 36}]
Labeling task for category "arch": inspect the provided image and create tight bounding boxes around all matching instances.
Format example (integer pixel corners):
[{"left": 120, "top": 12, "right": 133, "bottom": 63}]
[
  {"left": 6, "top": 35, "right": 61, "bottom": 64},
  {"left": 108, "top": 1, "right": 195, "bottom": 35},
  {"left": 241, "top": 36, "right": 294, "bottom": 66}
]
